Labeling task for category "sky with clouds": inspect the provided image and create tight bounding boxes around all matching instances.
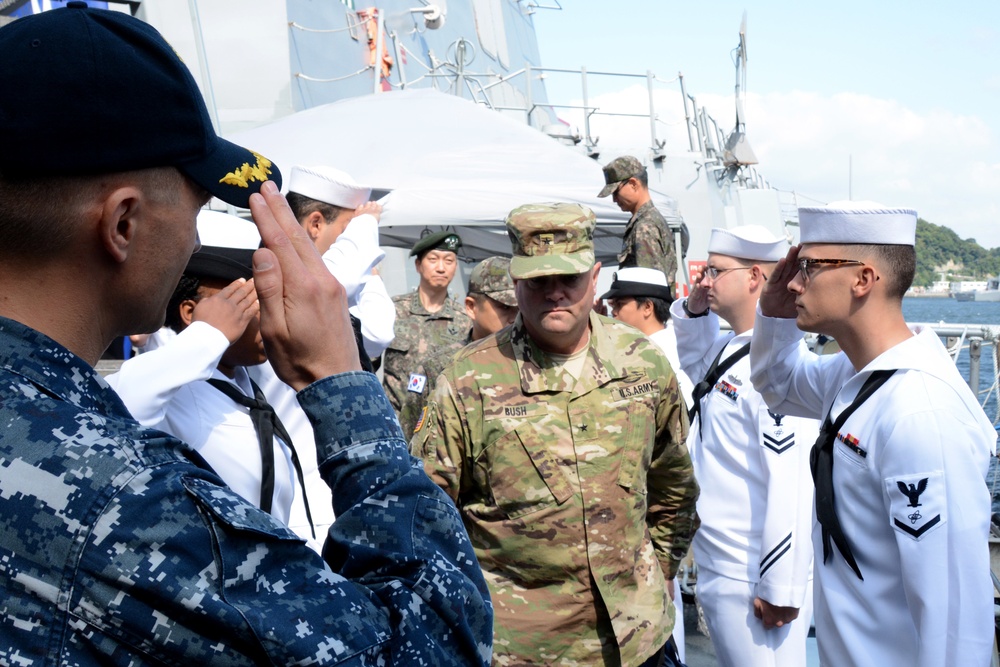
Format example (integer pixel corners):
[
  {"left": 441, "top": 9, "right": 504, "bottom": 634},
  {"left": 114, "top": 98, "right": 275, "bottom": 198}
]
[{"left": 532, "top": 1, "right": 1000, "bottom": 248}]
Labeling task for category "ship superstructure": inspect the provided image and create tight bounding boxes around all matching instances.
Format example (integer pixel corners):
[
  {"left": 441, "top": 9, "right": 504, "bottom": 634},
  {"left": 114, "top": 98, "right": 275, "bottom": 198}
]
[{"left": 4, "top": 0, "right": 799, "bottom": 293}]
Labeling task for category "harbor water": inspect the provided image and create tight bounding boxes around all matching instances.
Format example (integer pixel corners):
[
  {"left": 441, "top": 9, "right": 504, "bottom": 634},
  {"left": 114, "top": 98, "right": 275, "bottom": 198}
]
[{"left": 902, "top": 297, "right": 1000, "bottom": 515}]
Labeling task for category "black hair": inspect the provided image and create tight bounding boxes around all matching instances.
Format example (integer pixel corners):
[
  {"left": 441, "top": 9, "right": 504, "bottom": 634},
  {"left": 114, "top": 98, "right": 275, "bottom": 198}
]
[
  {"left": 634, "top": 295, "right": 672, "bottom": 324},
  {"left": 164, "top": 274, "right": 201, "bottom": 333},
  {"left": 286, "top": 191, "right": 349, "bottom": 224},
  {"left": 0, "top": 168, "right": 182, "bottom": 261},
  {"left": 856, "top": 244, "right": 916, "bottom": 300},
  {"left": 634, "top": 168, "right": 649, "bottom": 188}
]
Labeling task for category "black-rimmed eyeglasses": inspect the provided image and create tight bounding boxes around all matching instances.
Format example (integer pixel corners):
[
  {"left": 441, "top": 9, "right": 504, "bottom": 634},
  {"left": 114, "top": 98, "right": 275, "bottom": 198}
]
[{"left": 797, "top": 258, "right": 866, "bottom": 281}]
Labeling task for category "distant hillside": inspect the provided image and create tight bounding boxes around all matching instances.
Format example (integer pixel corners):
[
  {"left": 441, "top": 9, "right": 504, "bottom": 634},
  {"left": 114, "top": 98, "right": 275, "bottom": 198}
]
[{"left": 915, "top": 219, "right": 1000, "bottom": 287}]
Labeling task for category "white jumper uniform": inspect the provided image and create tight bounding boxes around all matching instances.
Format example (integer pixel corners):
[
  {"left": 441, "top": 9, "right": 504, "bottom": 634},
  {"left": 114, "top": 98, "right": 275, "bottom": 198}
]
[
  {"left": 672, "top": 300, "right": 817, "bottom": 667},
  {"left": 316, "top": 211, "right": 395, "bottom": 358},
  {"left": 107, "top": 322, "right": 297, "bottom": 522},
  {"left": 648, "top": 321, "right": 695, "bottom": 410},
  {"left": 249, "top": 212, "right": 394, "bottom": 549},
  {"left": 750, "top": 311, "right": 997, "bottom": 667}
]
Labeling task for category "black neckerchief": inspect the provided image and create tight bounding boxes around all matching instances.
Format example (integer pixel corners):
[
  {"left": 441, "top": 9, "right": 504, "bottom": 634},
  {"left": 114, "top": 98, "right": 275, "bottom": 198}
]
[
  {"left": 207, "top": 377, "right": 315, "bottom": 539},
  {"left": 688, "top": 341, "right": 751, "bottom": 435},
  {"left": 811, "top": 369, "right": 897, "bottom": 580}
]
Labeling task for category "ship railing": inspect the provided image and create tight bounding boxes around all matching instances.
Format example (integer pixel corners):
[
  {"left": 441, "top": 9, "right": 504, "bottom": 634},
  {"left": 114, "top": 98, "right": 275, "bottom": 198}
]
[
  {"left": 412, "top": 60, "right": 775, "bottom": 194},
  {"left": 903, "top": 323, "right": 1000, "bottom": 425},
  {"left": 507, "top": 64, "right": 772, "bottom": 188},
  {"left": 806, "top": 322, "right": 1000, "bottom": 427},
  {"left": 288, "top": 12, "right": 784, "bottom": 201}
]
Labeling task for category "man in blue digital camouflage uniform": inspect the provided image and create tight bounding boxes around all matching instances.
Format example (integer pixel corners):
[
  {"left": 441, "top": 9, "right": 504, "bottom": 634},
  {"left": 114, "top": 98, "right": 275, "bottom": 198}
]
[{"left": 0, "top": 6, "right": 492, "bottom": 665}]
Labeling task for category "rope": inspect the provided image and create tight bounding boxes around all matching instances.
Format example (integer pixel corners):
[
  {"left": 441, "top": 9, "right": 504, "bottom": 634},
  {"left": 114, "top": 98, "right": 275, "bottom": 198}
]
[
  {"left": 653, "top": 74, "right": 681, "bottom": 85},
  {"left": 948, "top": 327, "right": 968, "bottom": 363},
  {"left": 295, "top": 66, "right": 372, "bottom": 83},
  {"left": 398, "top": 42, "right": 437, "bottom": 72},
  {"left": 385, "top": 73, "right": 432, "bottom": 88},
  {"left": 288, "top": 19, "right": 370, "bottom": 34}
]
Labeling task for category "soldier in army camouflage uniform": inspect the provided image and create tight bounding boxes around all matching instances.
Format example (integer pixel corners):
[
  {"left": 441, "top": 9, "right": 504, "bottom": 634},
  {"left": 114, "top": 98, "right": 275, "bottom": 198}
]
[
  {"left": 412, "top": 203, "right": 700, "bottom": 666},
  {"left": 383, "top": 230, "right": 472, "bottom": 439},
  {"left": 598, "top": 155, "right": 678, "bottom": 287},
  {"left": 417, "top": 256, "right": 518, "bottom": 424},
  {"left": 0, "top": 7, "right": 491, "bottom": 665}
]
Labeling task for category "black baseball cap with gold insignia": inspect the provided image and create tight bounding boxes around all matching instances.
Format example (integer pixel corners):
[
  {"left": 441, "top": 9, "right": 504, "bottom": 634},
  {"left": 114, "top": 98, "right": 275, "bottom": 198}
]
[
  {"left": 410, "top": 231, "right": 462, "bottom": 258},
  {"left": 0, "top": 3, "right": 280, "bottom": 208}
]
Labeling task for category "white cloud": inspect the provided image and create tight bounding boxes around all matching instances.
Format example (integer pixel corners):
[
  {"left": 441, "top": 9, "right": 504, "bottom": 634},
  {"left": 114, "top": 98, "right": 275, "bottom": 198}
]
[{"left": 553, "top": 85, "right": 1000, "bottom": 248}]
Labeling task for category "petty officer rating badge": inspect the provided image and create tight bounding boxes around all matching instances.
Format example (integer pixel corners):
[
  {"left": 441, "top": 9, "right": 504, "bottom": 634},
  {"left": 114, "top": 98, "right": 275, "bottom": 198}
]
[
  {"left": 886, "top": 471, "right": 945, "bottom": 540},
  {"left": 762, "top": 409, "right": 795, "bottom": 454}
]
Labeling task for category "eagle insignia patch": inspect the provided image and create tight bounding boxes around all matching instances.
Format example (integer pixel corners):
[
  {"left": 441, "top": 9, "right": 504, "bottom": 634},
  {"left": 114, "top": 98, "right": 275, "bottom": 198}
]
[
  {"left": 761, "top": 408, "right": 794, "bottom": 453},
  {"left": 886, "top": 471, "right": 945, "bottom": 541}
]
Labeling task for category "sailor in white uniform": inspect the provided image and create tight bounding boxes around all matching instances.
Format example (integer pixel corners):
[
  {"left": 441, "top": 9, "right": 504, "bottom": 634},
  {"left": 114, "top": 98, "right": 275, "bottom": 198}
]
[
  {"left": 109, "top": 213, "right": 303, "bottom": 525},
  {"left": 599, "top": 266, "right": 693, "bottom": 662},
  {"left": 283, "top": 164, "right": 395, "bottom": 360},
  {"left": 672, "top": 225, "right": 818, "bottom": 667},
  {"left": 750, "top": 202, "right": 997, "bottom": 667},
  {"left": 602, "top": 266, "right": 695, "bottom": 408},
  {"left": 249, "top": 165, "right": 395, "bottom": 548}
]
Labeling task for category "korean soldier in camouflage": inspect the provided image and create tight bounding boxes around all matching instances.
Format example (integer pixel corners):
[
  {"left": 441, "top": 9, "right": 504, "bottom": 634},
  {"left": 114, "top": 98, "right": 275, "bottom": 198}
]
[
  {"left": 417, "top": 255, "right": 519, "bottom": 413},
  {"left": 0, "top": 7, "right": 491, "bottom": 665},
  {"left": 599, "top": 155, "right": 678, "bottom": 287},
  {"left": 412, "top": 203, "right": 700, "bottom": 666},
  {"left": 383, "top": 230, "right": 472, "bottom": 439}
]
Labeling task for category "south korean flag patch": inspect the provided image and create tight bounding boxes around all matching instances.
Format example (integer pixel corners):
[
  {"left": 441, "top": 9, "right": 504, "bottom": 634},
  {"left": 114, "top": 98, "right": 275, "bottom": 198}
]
[
  {"left": 886, "top": 471, "right": 946, "bottom": 541},
  {"left": 760, "top": 408, "right": 795, "bottom": 455},
  {"left": 407, "top": 373, "right": 428, "bottom": 394}
]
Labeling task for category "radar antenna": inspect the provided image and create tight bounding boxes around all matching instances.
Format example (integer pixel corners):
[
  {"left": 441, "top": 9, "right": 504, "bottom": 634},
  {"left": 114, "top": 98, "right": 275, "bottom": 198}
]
[{"left": 723, "top": 11, "right": 758, "bottom": 168}]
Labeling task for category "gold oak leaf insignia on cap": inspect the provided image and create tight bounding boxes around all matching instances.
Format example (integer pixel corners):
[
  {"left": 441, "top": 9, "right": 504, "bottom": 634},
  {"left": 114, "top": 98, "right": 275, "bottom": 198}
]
[{"left": 219, "top": 152, "right": 274, "bottom": 189}]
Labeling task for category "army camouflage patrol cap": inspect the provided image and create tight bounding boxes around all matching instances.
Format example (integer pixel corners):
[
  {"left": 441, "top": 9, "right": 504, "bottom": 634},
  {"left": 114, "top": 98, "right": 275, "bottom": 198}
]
[
  {"left": 506, "top": 203, "right": 596, "bottom": 280},
  {"left": 598, "top": 156, "right": 646, "bottom": 198},
  {"left": 410, "top": 230, "right": 462, "bottom": 258},
  {"left": 468, "top": 256, "right": 517, "bottom": 307}
]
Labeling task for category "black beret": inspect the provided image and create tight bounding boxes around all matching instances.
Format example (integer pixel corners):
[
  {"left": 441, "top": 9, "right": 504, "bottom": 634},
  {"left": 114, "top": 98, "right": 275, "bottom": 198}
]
[{"left": 410, "top": 231, "right": 462, "bottom": 257}]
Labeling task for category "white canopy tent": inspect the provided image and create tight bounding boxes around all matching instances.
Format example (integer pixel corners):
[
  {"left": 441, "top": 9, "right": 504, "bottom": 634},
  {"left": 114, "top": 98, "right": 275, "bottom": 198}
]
[{"left": 227, "top": 88, "right": 684, "bottom": 266}]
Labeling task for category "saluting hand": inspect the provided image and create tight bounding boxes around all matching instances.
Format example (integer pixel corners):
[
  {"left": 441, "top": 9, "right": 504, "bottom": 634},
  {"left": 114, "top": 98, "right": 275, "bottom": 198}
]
[
  {"left": 192, "top": 278, "right": 259, "bottom": 344},
  {"left": 759, "top": 245, "right": 800, "bottom": 319},
  {"left": 685, "top": 267, "right": 710, "bottom": 315},
  {"left": 249, "top": 181, "right": 362, "bottom": 391},
  {"left": 354, "top": 201, "right": 382, "bottom": 223}
]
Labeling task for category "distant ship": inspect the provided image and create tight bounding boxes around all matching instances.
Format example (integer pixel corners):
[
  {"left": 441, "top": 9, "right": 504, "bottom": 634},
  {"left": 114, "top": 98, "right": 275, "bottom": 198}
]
[{"left": 953, "top": 277, "right": 1000, "bottom": 302}]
